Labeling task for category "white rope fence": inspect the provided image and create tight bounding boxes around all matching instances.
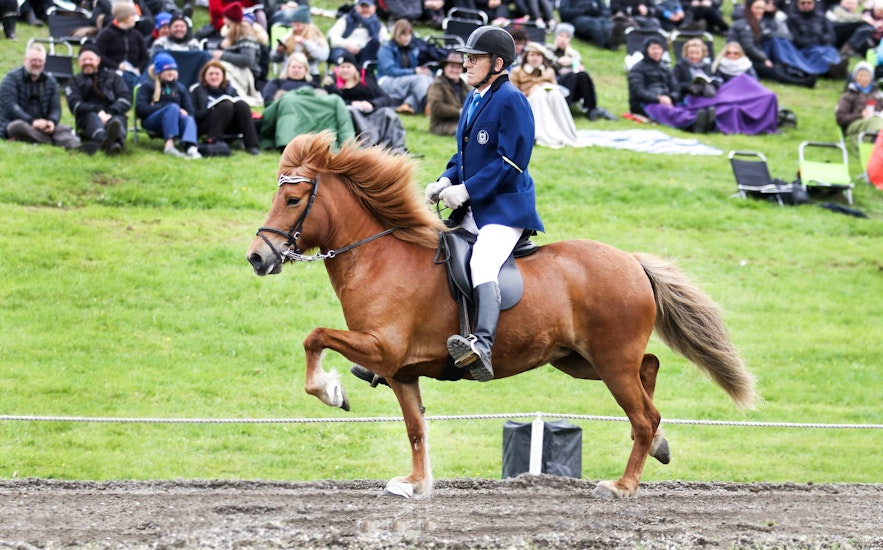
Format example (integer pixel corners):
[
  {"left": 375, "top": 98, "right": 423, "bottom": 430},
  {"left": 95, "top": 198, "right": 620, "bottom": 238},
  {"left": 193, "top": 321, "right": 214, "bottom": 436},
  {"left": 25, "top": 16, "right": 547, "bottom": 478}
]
[{"left": 1, "top": 412, "right": 881, "bottom": 430}]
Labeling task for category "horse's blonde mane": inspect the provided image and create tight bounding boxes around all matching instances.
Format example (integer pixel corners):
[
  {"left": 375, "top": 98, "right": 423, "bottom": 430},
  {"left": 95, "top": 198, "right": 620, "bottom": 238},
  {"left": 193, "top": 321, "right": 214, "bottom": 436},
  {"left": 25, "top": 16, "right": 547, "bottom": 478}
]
[{"left": 279, "top": 132, "right": 446, "bottom": 249}]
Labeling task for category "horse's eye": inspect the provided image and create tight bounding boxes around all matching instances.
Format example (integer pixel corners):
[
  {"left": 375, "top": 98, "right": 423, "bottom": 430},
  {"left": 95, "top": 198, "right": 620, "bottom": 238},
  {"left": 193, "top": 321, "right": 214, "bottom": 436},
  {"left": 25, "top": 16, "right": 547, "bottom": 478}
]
[{"left": 286, "top": 197, "right": 301, "bottom": 207}]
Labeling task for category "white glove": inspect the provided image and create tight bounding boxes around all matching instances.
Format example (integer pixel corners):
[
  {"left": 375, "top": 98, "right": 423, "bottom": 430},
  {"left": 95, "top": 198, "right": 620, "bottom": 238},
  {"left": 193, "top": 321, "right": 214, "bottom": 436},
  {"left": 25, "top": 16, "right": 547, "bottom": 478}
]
[
  {"left": 439, "top": 184, "right": 470, "bottom": 209},
  {"left": 425, "top": 177, "right": 452, "bottom": 204}
]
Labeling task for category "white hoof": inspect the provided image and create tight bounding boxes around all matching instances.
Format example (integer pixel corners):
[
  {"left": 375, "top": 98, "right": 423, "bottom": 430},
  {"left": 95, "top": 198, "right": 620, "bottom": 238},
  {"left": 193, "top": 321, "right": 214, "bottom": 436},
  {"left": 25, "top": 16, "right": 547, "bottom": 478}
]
[
  {"left": 593, "top": 480, "right": 627, "bottom": 499},
  {"left": 382, "top": 480, "right": 414, "bottom": 498},
  {"left": 314, "top": 371, "right": 350, "bottom": 411}
]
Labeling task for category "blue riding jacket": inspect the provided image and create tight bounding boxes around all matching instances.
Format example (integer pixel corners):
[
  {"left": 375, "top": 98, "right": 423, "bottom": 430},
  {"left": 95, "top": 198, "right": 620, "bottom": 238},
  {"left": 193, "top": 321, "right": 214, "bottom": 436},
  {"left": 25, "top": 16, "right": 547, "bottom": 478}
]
[{"left": 440, "top": 74, "right": 544, "bottom": 233}]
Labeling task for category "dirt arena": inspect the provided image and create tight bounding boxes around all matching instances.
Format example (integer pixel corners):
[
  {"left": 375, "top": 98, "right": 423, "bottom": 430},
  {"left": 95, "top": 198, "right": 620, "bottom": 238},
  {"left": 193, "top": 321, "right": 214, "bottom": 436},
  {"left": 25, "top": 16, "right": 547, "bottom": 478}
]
[{"left": 1, "top": 476, "right": 881, "bottom": 549}]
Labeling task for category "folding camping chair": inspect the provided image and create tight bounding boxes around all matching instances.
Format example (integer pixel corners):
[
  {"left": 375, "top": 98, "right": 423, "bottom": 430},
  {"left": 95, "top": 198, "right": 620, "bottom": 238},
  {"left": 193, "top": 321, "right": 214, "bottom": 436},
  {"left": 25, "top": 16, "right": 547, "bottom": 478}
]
[
  {"left": 669, "top": 30, "right": 714, "bottom": 63},
  {"left": 168, "top": 49, "right": 213, "bottom": 88},
  {"left": 442, "top": 7, "right": 487, "bottom": 43},
  {"left": 798, "top": 141, "right": 855, "bottom": 204},
  {"left": 728, "top": 150, "right": 797, "bottom": 206},
  {"left": 46, "top": 6, "right": 93, "bottom": 43}
]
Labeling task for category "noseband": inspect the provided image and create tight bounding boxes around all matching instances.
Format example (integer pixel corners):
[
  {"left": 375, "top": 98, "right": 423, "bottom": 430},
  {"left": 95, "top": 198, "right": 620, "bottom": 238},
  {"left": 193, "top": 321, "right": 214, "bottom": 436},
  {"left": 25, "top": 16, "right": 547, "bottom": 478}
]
[{"left": 255, "top": 173, "right": 396, "bottom": 263}]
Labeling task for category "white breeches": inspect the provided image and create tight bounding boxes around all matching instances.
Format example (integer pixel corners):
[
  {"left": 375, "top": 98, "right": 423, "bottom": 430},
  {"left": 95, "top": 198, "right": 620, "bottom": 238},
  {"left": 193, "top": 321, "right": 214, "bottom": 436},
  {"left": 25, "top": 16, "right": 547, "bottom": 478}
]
[{"left": 468, "top": 222, "right": 524, "bottom": 287}]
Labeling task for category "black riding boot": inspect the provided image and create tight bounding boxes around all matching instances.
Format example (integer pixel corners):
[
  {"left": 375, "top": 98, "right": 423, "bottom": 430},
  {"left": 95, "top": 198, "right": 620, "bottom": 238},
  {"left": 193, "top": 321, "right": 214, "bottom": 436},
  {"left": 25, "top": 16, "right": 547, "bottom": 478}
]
[
  {"left": 446, "top": 281, "right": 501, "bottom": 382},
  {"left": 350, "top": 364, "right": 388, "bottom": 387}
]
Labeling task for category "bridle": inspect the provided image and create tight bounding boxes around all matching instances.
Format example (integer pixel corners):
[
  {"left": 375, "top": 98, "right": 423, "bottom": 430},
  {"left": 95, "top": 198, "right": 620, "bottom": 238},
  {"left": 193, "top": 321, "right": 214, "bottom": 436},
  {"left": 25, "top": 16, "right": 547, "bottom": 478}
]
[{"left": 255, "top": 173, "right": 396, "bottom": 263}]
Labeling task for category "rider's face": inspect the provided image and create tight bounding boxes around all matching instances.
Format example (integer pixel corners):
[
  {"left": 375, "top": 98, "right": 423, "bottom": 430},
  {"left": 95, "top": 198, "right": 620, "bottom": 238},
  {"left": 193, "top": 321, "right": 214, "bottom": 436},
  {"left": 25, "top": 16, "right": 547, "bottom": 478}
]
[{"left": 463, "top": 53, "right": 492, "bottom": 87}]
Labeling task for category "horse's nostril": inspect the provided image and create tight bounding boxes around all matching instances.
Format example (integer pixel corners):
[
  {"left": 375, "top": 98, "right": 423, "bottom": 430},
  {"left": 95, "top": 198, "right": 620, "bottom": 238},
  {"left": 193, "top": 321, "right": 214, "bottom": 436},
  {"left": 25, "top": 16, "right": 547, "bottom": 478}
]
[{"left": 248, "top": 252, "right": 263, "bottom": 268}]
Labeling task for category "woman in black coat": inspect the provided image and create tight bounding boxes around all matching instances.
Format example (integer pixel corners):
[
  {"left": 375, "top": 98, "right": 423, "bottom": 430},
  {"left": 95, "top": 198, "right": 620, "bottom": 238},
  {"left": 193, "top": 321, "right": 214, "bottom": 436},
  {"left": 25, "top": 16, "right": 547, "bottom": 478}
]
[{"left": 190, "top": 60, "right": 260, "bottom": 155}]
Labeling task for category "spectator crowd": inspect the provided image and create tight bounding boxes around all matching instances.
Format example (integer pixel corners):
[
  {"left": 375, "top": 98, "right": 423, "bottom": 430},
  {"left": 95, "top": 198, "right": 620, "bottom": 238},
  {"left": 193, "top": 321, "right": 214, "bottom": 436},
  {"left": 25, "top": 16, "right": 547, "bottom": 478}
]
[{"left": 1, "top": 0, "right": 879, "bottom": 156}]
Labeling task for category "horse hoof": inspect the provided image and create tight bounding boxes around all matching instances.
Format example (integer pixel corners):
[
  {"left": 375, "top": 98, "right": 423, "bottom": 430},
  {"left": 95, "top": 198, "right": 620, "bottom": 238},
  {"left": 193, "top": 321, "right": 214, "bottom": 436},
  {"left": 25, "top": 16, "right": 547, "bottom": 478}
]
[
  {"left": 382, "top": 480, "right": 413, "bottom": 498},
  {"left": 651, "top": 437, "right": 671, "bottom": 465},
  {"left": 593, "top": 480, "right": 630, "bottom": 499},
  {"left": 328, "top": 375, "right": 350, "bottom": 411}
]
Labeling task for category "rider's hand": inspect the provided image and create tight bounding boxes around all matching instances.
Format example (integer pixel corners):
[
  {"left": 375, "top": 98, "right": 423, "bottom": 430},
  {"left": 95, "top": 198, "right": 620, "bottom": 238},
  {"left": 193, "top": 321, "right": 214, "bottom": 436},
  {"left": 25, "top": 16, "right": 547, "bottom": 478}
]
[
  {"left": 425, "top": 177, "right": 452, "bottom": 204},
  {"left": 439, "top": 184, "right": 469, "bottom": 209}
]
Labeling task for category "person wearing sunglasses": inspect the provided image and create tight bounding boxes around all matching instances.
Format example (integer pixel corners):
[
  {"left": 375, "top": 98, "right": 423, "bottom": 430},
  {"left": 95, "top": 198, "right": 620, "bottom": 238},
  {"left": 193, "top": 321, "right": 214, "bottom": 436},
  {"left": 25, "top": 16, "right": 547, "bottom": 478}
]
[
  {"left": 711, "top": 42, "right": 758, "bottom": 82},
  {"left": 425, "top": 26, "right": 544, "bottom": 383}
]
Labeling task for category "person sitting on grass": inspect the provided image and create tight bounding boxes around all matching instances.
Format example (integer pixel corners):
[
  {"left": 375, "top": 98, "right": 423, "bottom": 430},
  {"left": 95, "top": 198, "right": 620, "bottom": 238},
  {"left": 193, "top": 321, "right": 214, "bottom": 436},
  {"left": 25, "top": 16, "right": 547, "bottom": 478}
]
[
  {"left": 376, "top": 19, "right": 435, "bottom": 115},
  {"left": 628, "top": 35, "right": 714, "bottom": 133},
  {"left": 510, "top": 42, "right": 583, "bottom": 148},
  {"left": 261, "top": 52, "right": 316, "bottom": 106},
  {"left": 190, "top": 60, "right": 261, "bottom": 156},
  {"left": 270, "top": 4, "right": 329, "bottom": 82},
  {"left": 0, "top": 42, "right": 80, "bottom": 149},
  {"left": 66, "top": 43, "right": 131, "bottom": 156},
  {"left": 548, "top": 22, "right": 616, "bottom": 120},
  {"left": 836, "top": 61, "right": 883, "bottom": 156},
  {"left": 135, "top": 53, "right": 202, "bottom": 158},
  {"left": 325, "top": 51, "right": 408, "bottom": 153},
  {"left": 427, "top": 51, "right": 471, "bottom": 136}
]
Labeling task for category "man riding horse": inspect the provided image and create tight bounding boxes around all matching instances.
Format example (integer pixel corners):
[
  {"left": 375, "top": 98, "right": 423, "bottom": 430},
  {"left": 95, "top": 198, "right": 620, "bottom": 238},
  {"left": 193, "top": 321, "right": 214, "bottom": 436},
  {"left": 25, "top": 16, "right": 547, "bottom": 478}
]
[{"left": 355, "top": 25, "right": 544, "bottom": 385}]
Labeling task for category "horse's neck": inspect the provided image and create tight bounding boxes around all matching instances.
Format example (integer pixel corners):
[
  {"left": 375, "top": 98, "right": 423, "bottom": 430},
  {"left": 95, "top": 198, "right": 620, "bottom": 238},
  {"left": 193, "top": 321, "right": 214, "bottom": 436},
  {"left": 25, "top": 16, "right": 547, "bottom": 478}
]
[{"left": 324, "top": 239, "right": 442, "bottom": 302}]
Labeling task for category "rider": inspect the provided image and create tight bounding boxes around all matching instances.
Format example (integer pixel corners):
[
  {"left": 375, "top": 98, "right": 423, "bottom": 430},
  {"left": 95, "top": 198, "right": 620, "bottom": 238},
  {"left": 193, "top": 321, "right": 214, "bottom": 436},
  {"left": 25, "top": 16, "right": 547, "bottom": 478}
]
[
  {"left": 351, "top": 25, "right": 543, "bottom": 386},
  {"left": 426, "top": 25, "right": 544, "bottom": 382}
]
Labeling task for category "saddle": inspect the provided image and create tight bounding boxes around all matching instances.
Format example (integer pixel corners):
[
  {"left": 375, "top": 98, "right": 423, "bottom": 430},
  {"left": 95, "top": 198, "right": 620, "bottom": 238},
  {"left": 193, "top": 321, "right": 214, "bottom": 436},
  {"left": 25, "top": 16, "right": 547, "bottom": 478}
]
[
  {"left": 437, "top": 227, "right": 539, "bottom": 310},
  {"left": 433, "top": 227, "right": 540, "bottom": 380}
]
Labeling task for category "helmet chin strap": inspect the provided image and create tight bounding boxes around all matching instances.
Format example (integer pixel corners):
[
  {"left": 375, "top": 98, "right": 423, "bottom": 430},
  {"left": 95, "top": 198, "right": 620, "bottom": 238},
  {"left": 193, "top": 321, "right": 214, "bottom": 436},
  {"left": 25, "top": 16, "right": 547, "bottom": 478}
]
[{"left": 475, "top": 54, "right": 504, "bottom": 89}]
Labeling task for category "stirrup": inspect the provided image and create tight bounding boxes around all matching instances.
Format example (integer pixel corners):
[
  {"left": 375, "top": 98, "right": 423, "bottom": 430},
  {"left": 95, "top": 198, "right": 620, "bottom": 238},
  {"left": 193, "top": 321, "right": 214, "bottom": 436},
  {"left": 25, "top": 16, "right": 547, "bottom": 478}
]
[
  {"left": 350, "top": 365, "right": 389, "bottom": 388},
  {"left": 446, "top": 335, "right": 493, "bottom": 382}
]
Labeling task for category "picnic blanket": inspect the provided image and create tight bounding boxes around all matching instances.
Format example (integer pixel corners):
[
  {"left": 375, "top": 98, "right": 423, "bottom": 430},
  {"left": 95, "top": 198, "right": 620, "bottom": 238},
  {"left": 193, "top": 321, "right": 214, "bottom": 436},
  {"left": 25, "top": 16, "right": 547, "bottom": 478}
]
[{"left": 573, "top": 129, "right": 723, "bottom": 156}]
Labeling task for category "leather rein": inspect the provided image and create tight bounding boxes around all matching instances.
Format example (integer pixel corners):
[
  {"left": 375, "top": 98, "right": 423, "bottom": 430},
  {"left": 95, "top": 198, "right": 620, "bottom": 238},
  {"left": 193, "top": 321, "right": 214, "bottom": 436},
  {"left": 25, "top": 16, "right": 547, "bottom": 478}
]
[{"left": 255, "top": 174, "right": 396, "bottom": 263}]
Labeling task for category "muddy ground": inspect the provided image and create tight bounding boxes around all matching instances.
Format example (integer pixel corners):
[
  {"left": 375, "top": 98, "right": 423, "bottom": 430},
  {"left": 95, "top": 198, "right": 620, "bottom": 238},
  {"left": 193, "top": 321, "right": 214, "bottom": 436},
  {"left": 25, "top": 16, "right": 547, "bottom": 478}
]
[{"left": 0, "top": 476, "right": 881, "bottom": 549}]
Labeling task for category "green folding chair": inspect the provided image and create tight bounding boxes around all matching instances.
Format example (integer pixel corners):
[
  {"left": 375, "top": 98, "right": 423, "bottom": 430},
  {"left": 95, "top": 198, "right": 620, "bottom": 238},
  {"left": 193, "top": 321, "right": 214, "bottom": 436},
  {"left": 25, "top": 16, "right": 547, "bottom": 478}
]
[{"left": 798, "top": 141, "right": 854, "bottom": 205}]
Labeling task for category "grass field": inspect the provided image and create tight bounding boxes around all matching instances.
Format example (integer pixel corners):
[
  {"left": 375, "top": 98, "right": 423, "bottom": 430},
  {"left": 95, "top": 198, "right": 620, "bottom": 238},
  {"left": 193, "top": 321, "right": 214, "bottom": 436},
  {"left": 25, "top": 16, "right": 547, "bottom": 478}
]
[{"left": 0, "top": 4, "right": 881, "bottom": 485}]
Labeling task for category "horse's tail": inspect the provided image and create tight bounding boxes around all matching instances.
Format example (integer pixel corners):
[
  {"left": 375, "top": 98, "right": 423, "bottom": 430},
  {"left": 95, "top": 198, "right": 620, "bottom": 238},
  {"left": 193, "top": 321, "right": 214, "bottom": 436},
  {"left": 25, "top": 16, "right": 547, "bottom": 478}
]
[{"left": 636, "top": 253, "right": 757, "bottom": 409}]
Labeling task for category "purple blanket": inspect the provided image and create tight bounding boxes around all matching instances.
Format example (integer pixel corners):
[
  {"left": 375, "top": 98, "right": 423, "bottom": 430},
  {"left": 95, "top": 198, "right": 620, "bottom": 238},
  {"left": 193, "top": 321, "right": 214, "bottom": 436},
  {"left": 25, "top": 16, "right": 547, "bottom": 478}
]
[{"left": 645, "top": 74, "right": 779, "bottom": 135}]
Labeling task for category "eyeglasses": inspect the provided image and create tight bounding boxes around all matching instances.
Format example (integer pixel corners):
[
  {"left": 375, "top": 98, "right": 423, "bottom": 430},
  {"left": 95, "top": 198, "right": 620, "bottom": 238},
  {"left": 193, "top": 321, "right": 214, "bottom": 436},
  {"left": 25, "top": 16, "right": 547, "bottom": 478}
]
[
  {"left": 725, "top": 50, "right": 740, "bottom": 56},
  {"left": 462, "top": 53, "right": 489, "bottom": 64}
]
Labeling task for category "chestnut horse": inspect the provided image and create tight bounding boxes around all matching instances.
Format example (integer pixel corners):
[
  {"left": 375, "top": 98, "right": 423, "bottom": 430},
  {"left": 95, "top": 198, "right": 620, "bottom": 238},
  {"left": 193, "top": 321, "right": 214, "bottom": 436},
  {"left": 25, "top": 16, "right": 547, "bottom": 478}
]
[{"left": 246, "top": 132, "right": 756, "bottom": 499}]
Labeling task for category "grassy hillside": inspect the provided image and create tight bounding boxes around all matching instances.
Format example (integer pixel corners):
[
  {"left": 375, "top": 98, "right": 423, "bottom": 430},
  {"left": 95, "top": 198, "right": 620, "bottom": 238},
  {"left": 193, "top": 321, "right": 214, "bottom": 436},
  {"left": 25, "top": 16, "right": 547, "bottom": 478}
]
[{"left": 0, "top": 4, "right": 881, "bottom": 484}]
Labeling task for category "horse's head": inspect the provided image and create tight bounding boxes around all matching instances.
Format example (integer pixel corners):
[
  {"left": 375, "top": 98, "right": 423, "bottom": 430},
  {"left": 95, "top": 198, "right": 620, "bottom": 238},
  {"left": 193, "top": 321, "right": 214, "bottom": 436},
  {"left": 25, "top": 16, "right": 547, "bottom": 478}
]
[
  {"left": 247, "top": 131, "right": 448, "bottom": 276},
  {"left": 247, "top": 133, "right": 337, "bottom": 276},
  {"left": 247, "top": 173, "right": 318, "bottom": 276}
]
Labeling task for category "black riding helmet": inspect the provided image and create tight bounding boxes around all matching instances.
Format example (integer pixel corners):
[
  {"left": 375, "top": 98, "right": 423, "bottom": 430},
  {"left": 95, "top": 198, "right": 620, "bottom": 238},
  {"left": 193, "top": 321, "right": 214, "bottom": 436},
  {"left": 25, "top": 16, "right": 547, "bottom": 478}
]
[{"left": 457, "top": 26, "right": 516, "bottom": 87}]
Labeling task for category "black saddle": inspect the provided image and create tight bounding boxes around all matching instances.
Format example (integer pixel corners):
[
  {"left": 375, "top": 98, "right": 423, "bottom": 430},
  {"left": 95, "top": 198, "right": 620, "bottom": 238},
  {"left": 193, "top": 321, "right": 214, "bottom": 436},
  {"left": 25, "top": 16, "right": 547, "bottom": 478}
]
[
  {"left": 436, "top": 227, "right": 539, "bottom": 311},
  {"left": 432, "top": 227, "right": 539, "bottom": 382}
]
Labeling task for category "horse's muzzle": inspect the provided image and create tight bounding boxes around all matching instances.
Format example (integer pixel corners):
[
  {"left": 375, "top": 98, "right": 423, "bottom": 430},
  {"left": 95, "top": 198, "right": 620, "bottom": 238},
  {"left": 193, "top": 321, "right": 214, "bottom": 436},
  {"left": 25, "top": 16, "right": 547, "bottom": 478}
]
[{"left": 247, "top": 248, "right": 283, "bottom": 276}]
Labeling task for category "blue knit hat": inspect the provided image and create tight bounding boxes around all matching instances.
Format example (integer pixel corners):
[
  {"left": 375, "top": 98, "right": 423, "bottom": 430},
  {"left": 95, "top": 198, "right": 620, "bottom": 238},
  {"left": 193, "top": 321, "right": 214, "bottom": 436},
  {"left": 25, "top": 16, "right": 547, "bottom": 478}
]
[
  {"left": 153, "top": 52, "right": 178, "bottom": 75},
  {"left": 155, "top": 11, "right": 172, "bottom": 30}
]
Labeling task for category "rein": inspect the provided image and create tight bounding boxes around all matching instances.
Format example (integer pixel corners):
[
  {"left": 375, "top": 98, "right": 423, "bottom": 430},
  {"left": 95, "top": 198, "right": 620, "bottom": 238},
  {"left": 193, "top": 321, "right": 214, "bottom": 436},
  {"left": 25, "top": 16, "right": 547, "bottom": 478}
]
[{"left": 255, "top": 173, "right": 396, "bottom": 263}]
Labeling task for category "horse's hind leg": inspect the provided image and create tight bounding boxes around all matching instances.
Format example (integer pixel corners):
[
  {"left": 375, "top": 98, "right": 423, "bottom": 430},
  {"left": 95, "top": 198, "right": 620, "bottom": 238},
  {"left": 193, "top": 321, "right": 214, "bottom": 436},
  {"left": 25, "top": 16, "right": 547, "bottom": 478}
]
[
  {"left": 594, "top": 354, "right": 661, "bottom": 499},
  {"left": 639, "top": 354, "right": 670, "bottom": 465}
]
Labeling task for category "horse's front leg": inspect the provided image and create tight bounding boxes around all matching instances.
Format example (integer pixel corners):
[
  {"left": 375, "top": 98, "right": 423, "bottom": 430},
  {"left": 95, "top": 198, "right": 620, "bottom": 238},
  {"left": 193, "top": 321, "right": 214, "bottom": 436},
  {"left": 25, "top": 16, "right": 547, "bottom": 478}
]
[
  {"left": 383, "top": 378, "right": 433, "bottom": 499},
  {"left": 302, "top": 326, "right": 387, "bottom": 411}
]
